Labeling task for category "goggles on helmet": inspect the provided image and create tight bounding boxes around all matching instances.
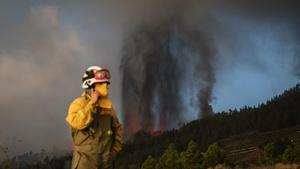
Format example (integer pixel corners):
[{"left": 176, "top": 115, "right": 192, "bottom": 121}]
[{"left": 94, "top": 69, "right": 111, "bottom": 80}]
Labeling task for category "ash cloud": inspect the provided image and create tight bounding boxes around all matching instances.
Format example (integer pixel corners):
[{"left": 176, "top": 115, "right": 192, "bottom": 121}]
[
  {"left": 0, "top": 5, "right": 88, "bottom": 156},
  {"left": 118, "top": 0, "right": 300, "bottom": 134},
  {"left": 121, "top": 19, "right": 216, "bottom": 133}
]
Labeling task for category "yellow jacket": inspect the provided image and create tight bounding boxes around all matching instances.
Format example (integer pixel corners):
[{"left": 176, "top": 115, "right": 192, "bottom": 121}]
[{"left": 66, "top": 91, "right": 123, "bottom": 154}]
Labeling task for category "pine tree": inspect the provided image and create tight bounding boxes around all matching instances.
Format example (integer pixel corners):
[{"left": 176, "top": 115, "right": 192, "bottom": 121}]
[
  {"left": 141, "top": 155, "right": 157, "bottom": 169},
  {"left": 293, "top": 141, "right": 300, "bottom": 162},
  {"left": 202, "top": 142, "right": 225, "bottom": 168},
  {"left": 179, "top": 140, "right": 202, "bottom": 169},
  {"left": 282, "top": 146, "right": 294, "bottom": 163},
  {"left": 155, "top": 143, "right": 181, "bottom": 169},
  {"left": 263, "top": 142, "right": 275, "bottom": 164}
]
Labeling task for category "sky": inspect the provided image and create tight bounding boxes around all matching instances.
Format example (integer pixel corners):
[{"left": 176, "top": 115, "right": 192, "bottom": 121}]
[{"left": 0, "top": 0, "right": 299, "bottom": 157}]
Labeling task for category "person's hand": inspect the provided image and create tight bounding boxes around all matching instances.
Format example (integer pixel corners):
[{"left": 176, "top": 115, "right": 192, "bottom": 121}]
[{"left": 90, "top": 88, "right": 100, "bottom": 104}]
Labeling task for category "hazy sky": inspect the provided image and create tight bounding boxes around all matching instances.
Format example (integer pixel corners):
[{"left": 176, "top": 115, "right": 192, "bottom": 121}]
[{"left": 0, "top": 0, "right": 299, "bottom": 156}]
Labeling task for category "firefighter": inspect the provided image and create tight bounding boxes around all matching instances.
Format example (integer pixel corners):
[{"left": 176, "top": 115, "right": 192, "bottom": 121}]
[{"left": 66, "top": 66, "right": 122, "bottom": 169}]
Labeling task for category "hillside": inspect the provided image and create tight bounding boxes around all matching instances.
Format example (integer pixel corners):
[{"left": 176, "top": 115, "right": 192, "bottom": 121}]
[
  {"left": 221, "top": 125, "right": 300, "bottom": 166},
  {"left": 116, "top": 84, "right": 300, "bottom": 168}
]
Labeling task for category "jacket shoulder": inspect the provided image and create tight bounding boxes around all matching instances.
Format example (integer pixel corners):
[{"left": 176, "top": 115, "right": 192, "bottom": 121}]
[{"left": 70, "top": 96, "right": 88, "bottom": 107}]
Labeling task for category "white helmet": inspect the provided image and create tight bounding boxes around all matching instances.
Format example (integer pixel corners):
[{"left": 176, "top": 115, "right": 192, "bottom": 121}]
[{"left": 82, "top": 66, "right": 111, "bottom": 89}]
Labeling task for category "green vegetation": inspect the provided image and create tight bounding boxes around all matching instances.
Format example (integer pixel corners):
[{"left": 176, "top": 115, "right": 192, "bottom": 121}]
[
  {"left": 282, "top": 146, "right": 294, "bottom": 163},
  {"left": 140, "top": 141, "right": 226, "bottom": 169},
  {"left": 117, "top": 84, "right": 300, "bottom": 168},
  {"left": 281, "top": 140, "right": 300, "bottom": 164},
  {"left": 179, "top": 140, "right": 202, "bottom": 169},
  {"left": 155, "top": 143, "right": 181, "bottom": 169},
  {"left": 141, "top": 155, "right": 157, "bottom": 169},
  {"left": 202, "top": 143, "right": 225, "bottom": 168}
]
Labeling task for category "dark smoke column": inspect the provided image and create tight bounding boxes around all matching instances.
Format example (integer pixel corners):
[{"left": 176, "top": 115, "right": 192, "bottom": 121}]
[{"left": 120, "top": 20, "right": 216, "bottom": 137}]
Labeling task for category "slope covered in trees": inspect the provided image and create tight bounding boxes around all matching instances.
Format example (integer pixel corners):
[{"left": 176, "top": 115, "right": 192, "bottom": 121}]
[{"left": 116, "top": 84, "right": 300, "bottom": 168}]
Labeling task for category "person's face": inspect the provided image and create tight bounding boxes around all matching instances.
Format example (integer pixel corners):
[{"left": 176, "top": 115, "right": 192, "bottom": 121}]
[{"left": 94, "top": 82, "right": 109, "bottom": 97}]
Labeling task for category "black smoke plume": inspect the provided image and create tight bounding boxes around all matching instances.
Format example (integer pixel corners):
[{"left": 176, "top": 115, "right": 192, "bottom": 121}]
[
  {"left": 120, "top": 19, "right": 216, "bottom": 134},
  {"left": 119, "top": 0, "right": 300, "bottom": 136}
]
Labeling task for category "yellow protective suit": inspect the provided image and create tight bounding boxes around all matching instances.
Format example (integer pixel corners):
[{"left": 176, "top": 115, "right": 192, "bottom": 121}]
[{"left": 66, "top": 83, "right": 122, "bottom": 169}]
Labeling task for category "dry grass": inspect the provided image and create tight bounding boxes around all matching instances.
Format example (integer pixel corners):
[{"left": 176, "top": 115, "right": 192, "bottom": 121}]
[
  {"left": 209, "top": 163, "right": 300, "bottom": 169},
  {"left": 250, "top": 163, "right": 300, "bottom": 169}
]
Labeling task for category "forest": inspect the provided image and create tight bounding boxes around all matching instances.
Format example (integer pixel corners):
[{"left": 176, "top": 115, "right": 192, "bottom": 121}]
[{"left": 116, "top": 84, "right": 300, "bottom": 168}]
